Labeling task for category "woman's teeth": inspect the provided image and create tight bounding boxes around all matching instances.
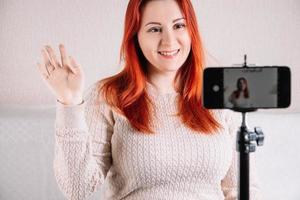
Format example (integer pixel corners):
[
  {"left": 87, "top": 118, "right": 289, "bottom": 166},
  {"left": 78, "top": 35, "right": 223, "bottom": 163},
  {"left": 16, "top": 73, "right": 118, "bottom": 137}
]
[{"left": 159, "top": 49, "right": 179, "bottom": 56}]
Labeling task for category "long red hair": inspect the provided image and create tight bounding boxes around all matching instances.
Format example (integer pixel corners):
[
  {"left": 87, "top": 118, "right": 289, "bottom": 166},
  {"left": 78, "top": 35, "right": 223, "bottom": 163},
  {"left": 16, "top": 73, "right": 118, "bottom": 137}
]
[{"left": 97, "top": 0, "right": 221, "bottom": 134}]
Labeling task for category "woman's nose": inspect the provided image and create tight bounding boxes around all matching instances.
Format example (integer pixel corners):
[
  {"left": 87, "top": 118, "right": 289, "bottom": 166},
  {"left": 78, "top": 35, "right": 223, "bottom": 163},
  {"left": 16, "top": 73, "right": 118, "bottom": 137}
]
[{"left": 160, "top": 29, "right": 176, "bottom": 47}]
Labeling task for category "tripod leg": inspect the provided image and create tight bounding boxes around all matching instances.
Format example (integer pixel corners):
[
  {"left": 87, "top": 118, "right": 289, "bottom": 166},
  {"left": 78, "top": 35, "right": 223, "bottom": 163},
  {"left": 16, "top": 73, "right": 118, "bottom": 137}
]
[{"left": 239, "top": 152, "right": 250, "bottom": 200}]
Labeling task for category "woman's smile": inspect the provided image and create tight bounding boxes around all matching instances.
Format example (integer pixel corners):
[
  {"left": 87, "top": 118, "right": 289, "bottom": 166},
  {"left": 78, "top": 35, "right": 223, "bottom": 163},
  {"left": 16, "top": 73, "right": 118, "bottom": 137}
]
[{"left": 158, "top": 49, "right": 180, "bottom": 59}]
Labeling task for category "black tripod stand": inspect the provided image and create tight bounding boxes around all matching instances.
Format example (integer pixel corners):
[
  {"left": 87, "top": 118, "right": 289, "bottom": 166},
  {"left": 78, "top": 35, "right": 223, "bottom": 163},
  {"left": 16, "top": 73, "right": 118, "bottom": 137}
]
[
  {"left": 231, "top": 55, "right": 265, "bottom": 200},
  {"left": 233, "top": 110, "right": 264, "bottom": 200}
]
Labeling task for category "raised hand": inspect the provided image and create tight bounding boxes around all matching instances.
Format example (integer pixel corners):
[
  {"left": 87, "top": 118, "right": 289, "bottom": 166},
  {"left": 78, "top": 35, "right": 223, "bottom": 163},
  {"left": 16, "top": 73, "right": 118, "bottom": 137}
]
[{"left": 37, "top": 44, "right": 85, "bottom": 105}]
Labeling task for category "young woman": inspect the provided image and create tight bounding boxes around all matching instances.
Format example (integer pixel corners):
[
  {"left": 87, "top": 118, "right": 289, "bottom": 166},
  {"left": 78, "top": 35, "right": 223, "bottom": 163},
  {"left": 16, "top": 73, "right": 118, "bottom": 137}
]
[
  {"left": 37, "top": 0, "right": 261, "bottom": 199},
  {"left": 229, "top": 77, "right": 250, "bottom": 108}
]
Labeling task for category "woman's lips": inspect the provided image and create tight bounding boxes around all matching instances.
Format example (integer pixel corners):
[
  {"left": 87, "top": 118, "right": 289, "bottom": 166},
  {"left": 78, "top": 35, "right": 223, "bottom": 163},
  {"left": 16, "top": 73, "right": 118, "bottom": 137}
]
[{"left": 158, "top": 49, "right": 180, "bottom": 59}]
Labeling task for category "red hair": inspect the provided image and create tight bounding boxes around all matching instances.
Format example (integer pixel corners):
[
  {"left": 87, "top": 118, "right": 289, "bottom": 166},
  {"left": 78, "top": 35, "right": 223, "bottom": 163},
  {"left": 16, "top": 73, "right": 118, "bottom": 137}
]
[{"left": 97, "top": 0, "right": 221, "bottom": 134}]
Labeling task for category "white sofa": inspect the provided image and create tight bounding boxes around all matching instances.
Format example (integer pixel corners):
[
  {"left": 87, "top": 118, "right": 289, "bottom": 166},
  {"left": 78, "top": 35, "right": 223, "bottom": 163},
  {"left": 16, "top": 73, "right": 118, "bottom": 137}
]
[{"left": 0, "top": 105, "right": 299, "bottom": 200}]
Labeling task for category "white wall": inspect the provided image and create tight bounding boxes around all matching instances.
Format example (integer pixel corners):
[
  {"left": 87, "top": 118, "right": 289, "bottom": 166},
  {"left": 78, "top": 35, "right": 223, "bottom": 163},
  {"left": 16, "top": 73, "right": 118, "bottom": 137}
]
[{"left": 0, "top": 0, "right": 299, "bottom": 112}]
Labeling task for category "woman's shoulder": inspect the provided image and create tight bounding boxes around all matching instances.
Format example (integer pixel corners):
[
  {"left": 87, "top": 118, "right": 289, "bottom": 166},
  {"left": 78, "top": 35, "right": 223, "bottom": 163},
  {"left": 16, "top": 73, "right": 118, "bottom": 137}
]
[
  {"left": 84, "top": 81, "right": 104, "bottom": 104},
  {"left": 82, "top": 81, "right": 117, "bottom": 127},
  {"left": 84, "top": 80, "right": 123, "bottom": 114},
  {"left": 83, "top": 79, "right": 117, "bottom": 110},
  {"left": 211, "top": 109, "right": 241, "bottom": 133}
]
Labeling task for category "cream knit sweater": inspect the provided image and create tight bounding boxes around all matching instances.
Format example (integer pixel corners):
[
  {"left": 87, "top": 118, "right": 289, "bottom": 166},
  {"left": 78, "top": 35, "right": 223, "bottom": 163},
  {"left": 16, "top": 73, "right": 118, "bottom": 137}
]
[{"left": 54, "top": 82, "right": 261, "bottom": 200}]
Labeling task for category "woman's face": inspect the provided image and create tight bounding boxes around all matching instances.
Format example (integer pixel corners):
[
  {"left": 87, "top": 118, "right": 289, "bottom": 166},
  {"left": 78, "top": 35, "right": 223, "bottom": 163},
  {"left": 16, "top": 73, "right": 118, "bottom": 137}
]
[
  {"left": 137, "top": 0, "right": 191, "bottom": 75},
  {"left": 238, "top": 79, "right": 247, "bottom": 91}
]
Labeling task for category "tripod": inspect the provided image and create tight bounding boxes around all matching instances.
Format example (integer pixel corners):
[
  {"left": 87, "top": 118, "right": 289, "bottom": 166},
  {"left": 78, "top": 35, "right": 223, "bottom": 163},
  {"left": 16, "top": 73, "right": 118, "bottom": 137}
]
[
  {"left": 232, "top": 55, "right": 265, "bottom": 200},
  {"left": 233, "top": 110, "right": 264, "bottom": 200}
]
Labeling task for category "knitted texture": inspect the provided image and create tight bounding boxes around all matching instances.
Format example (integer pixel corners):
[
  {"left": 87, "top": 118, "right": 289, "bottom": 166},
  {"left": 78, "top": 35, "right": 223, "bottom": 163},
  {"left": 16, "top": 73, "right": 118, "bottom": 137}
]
[{"left": 53, "top": 82, "right": 262, "bottom": 200}]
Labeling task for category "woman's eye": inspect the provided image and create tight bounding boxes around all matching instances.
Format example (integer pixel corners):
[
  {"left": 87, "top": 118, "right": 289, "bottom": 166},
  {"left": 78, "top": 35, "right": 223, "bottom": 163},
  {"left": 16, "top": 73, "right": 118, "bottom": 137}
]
[
  {"left": 147, "top": 23, "right": 185, "bottom": 33},
  {"left": 174, "top": 23, "right": 186, "bottom": 29},
  {"left": 148, "top": 27, "right": 161, "bottom": 33}
]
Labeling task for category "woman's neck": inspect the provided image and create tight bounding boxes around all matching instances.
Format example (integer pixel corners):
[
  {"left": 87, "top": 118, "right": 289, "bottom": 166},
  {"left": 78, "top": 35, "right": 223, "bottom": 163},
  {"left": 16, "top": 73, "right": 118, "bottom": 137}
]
[{"left": 146, "top": 72, "right": 177, "bottom": 94}]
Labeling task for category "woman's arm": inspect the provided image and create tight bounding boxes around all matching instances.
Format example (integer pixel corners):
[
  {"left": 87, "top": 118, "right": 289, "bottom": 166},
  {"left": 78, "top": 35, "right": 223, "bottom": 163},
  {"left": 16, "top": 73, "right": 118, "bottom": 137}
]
[
  {"left": 53, "top": 83, "right": 114, "bottom": 200},
  {"left": 221, "top": 149, "right": 262, "bottom": 199},
  {"left": 228, "top": 92, "right": 237, "bottom": 106}
]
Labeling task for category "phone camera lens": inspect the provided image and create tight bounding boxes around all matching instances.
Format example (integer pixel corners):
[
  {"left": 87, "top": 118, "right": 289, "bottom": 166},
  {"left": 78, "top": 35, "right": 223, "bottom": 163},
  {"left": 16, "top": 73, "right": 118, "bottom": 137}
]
[{"left": 212, "top": 85, "right": 220, "bottom": 92}]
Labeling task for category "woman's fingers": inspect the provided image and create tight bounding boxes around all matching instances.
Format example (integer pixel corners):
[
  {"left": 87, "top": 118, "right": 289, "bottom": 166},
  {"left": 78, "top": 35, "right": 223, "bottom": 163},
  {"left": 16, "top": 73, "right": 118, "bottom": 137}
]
[
  {"left": 38, "top": 44, "right": 80, "bottom": 81},
  {"left": 41, "top": 48, "right": 55, "bottom": 75},
  {"left": 59, "top": 44, "right": 80, "bottom": 74},
  {"left": 37, "top": 62, "right": 50, "bottom": 80},
  {"left": 45, "top": 45, "right": 61, "bottom": 68},
  {"left": 59, "top": 44, "right": 72, "bottom": 69},
  {"left": 69, "top": 56, "right": 81, "bottom": 75}
]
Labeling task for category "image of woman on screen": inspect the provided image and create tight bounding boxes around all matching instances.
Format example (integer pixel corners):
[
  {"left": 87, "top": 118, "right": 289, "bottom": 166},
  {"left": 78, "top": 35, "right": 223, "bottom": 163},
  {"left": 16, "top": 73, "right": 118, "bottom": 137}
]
[{"left": 229, "top": 77, "right": 250, "bottom": 108}]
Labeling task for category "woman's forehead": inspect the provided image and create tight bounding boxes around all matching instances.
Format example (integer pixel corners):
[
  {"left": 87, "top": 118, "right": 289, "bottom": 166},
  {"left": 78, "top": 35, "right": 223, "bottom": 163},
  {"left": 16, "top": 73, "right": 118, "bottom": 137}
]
[{"left": 140, "top": 0, "right": 184, "bottom": 24}]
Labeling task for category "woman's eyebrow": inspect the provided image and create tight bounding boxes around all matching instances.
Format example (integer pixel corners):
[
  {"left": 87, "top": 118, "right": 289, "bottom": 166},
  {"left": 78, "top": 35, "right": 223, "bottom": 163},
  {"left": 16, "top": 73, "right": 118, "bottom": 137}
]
[{"left": 145, "top": 17, "right": 186, "bottom": 27}]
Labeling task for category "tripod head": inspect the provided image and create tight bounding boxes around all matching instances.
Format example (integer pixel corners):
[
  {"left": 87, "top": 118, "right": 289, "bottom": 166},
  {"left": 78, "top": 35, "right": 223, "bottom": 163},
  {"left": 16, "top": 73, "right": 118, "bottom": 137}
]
[{"left": 235, "top": 111, "right": 265, "bottom": 154}]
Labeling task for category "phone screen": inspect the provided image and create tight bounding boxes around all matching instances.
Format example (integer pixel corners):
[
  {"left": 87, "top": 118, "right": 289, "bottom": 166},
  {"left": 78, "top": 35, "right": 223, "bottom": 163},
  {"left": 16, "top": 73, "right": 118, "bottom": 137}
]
[
  {"left": 203, "top": 66, "right": 290, "bottom": 110},
  {"left": 224, "top": 68, "right": 277, "bottom": 108}
]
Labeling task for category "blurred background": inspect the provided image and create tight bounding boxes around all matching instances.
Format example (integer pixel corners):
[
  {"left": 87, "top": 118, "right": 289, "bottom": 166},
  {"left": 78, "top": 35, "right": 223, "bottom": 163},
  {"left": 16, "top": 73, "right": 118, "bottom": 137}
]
[{"left": 0, "top": 0, "right": 299, "bottom": 199}]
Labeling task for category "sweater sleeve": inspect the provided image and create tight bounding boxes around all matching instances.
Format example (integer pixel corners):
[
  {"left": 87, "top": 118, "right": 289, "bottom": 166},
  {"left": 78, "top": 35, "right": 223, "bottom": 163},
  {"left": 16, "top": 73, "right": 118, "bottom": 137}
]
[
  {"left": 221, "top": 111, "right": 262, "bottom": 200},
  {"left": 53, "top": 84, "right": 114, "bottom": 200}
]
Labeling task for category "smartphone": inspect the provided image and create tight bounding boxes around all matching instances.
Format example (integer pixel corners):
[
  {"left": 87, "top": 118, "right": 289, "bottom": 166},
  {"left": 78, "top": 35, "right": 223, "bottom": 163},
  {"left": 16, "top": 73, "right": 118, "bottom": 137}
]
[{"left": 202, "top": 66, "right": 291, "bottom": 109}]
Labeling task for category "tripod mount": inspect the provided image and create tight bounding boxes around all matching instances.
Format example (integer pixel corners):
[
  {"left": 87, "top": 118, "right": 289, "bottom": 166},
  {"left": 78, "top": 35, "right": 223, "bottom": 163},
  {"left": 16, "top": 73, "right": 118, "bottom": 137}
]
[{"left": 231, "top": 55, "right": 265, "bottom": 200}]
